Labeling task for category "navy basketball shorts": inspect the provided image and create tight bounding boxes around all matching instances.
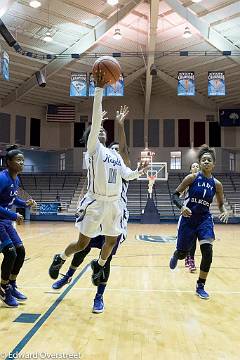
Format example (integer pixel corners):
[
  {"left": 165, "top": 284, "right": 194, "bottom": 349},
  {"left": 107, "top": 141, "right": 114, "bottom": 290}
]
[
  {"left": 177, "top": 214, "right": 215, "bottom": 252},
  {"left": 90, "top": 234, "right": 121, "bottom": 256},
  {"left": 0, "top": 220, "right": 23, "bottom": 252}
]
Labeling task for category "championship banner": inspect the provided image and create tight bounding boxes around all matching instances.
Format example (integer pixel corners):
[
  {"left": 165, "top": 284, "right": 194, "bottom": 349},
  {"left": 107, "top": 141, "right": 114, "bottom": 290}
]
[
  {"left": 88, "top": 73, "right": 96, "bottom": 97},
  {"left": 177, "top": 71, "right": 195, "bottom": 96},
  {"left": 219, "top": 109, "right": 240, "bottom": 126},
  {"left": 1, "top": 50, "right": 10, "bottom": 81},
  {"left": 70, "top": 73, "right": 87, "bottom": 96},
  {"left": 208, "top": 71, "right": 225, "bottom": 96},
  {"left": 105, "top": 74, "right": 124, "bottom": 96}
]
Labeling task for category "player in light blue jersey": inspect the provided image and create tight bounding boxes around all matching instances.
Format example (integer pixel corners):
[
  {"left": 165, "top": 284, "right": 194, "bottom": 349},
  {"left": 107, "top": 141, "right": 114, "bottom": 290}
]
[
  {"left": 170, "top": 145, "right": 228, "bottom": 299},
  {"left": 0, "top": 145, "right": 36, "bottom": 307}
]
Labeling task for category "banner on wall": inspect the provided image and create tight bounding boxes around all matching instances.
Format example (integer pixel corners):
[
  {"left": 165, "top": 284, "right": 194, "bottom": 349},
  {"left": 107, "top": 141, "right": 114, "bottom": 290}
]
[
  {"left": 89, "top": 73, "right": 124, "bottom": 96},
  {"left": 70, "top": 72, "right": 87, "bottom": 96},
  {"left": 219, "top": 109, "right": 240, "bottom": 126},
  {"left": 177, "top": 71, "right": 195, "bottom": 96},
  {"left": 208, "top": 71, "right": 226, "bottom": 96},
  {"left": 1, "top": 50, "right": 10, "bottom": 81},
  {"left": 105, "top": 74, "right": 124, "bottom": 96}
]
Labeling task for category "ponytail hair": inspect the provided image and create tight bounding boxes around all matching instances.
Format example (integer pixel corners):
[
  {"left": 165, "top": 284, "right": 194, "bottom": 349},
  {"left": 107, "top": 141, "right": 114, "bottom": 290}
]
[{"left": 5, "top": 145, "right": 23, "bottom": 162}]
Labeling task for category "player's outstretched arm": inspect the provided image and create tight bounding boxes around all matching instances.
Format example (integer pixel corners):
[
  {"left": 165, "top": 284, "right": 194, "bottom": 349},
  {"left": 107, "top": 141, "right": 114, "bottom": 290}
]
[
  {"left": 87, "top": 87, "right": 104, "bottom": 155},
  {"left": 215, "top": 180, "right": 229, "bottom": 223},
  {"left": 116, "top": 105, "right": 130, "bottom": 167},
  {"left": 120, "top": 159, "right": 148, "bottom": 181}
]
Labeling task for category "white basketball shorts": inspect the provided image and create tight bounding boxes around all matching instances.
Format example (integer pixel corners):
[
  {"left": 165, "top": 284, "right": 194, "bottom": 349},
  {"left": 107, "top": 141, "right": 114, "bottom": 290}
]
[{"left": 75, "top": 195, "right": 122, "bottom": 238}]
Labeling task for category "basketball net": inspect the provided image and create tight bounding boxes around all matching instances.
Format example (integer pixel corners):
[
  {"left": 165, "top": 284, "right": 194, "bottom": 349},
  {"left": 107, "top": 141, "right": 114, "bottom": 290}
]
[
  {"left": 147, "top": 175, "right": 156, "bottom": 198},
  {"left": 140, "top": 148, "right": 156, "bottom": 198}
]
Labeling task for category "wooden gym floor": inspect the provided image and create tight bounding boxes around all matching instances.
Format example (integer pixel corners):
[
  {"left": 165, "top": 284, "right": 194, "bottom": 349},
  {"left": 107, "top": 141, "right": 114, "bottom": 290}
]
[{"left": 0, "top": 222, "right": 240, "bottom": 360}]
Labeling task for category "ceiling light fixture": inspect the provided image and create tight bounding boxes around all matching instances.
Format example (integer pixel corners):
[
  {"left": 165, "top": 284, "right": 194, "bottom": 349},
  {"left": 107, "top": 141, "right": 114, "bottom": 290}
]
[
  {"left": 113, "top": 4, "right": 122, "bottom": 40},
  {"left": 43, "top": 31, "right": 53, "bottom": 42},
  {"left": 107, "top": 0, "right": 118, "bottom": 5},
  {"left": 29, "top": 1, "right": 42, "bottom": 8},
  {"left": 192, "top": 0, "right": 202, "bottom": 3},
  {"left": 183, "top": 26, "right": 192, "bottom": 38},
  {"left": 113, "top": 28, "right": 122, "bottom": 40}
]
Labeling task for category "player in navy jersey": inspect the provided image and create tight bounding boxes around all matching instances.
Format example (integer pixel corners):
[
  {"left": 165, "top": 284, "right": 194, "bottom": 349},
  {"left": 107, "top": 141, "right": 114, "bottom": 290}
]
[
  {"left": 0, "top": 145, "right": 36, "bottom": 307},
  {"left": 170, "top": 145, "right": 228, "bottom": 299},
  {"left": 51, "top": 106, "right": 130, "bottom": 314}
]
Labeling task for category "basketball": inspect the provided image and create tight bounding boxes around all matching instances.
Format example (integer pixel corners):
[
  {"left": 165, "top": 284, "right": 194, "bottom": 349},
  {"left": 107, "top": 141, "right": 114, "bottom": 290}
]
[{"left": 92, "top": 56, "right": 121, "bottom": 85}]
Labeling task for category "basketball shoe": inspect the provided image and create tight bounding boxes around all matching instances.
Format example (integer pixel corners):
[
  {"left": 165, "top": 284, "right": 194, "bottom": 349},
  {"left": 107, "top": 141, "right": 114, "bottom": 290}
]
[
  {"left": 169, "top": 251, "right": 178, "bottom": 270},
  {"left": 52, "top": 274, "right": 72, "bottom": 289},
  {"left": 196, "top": 282, "right": 209, "bottom": 299},
  {"left": 0, "top": 285, "right": 19, "bottom": 307},
  {"left": 92, "top": 294, "right": 105, "bottom": 313},
  {"left": 49, "top": 254, "right": 65, "bottom": 279},
  {"left": 189, "top": 257, "right": 197, "bottom": 273},
  {"left": 10, "top": 282, "right": 27, "bottom": 301},
  {"left": 91, "top": 260, "right": 105, "bottom": 286}
]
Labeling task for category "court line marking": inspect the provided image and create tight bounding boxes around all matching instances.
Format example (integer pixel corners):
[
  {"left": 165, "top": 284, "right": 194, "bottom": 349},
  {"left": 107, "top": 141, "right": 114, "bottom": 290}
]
[
  {"left": 19, "top": 286, "right": 240, "bottom": 295},
  {"left": 6, "top": 263, "right": 90, "bottom": 360}
]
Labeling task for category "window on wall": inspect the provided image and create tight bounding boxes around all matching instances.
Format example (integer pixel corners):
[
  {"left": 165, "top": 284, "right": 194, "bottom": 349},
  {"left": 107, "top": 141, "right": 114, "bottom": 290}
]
[
  {"left": 170, "top": 151, "right": 181, "bottom": 170},
  {"left": 60, "top": 153, "right": 65, "bottom": 171},
  {"left": 229, "top": 153, "right": 235, "bottom": 172}
]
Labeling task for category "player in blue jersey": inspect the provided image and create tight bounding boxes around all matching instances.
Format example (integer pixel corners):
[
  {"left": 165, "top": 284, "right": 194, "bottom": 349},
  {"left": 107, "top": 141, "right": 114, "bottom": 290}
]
[
  {"left": 51, "top": 106, "right": 131, "bottom": 313},
  {"left": 170, "top": 144, "right": 228, "bottom": 299},
  {"left": 0, "top": 145, "right": 36, "bottom": 307}
]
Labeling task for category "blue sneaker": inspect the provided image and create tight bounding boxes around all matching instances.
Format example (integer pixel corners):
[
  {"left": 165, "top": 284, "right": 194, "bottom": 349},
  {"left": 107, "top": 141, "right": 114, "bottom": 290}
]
[
  {"left": 92, "top": 294, "right": 104, "bottom": 313},
  {"left": 10, "top": 283, "right": 27, "bottom": 302},
  {"left": 169, "top": 251, "right": 178, "bottom": 269},
  {"left": 196, "top": 283, "right": 209, "bottom": 299},
  {"left": 0, "top": 285, "right": 19, "bottom": 307},
  {"left": 52, "top": 274, "right": 72, "bottom": 289}
]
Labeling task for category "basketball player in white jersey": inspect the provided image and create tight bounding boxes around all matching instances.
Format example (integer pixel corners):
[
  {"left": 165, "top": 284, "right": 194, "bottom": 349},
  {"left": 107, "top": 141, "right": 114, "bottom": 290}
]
[
  {"left": 51, "top": 106, "right": 131, "bottom": 313},
  {"left": 49, "top": 76, "right": 147, "bottom": 285}
]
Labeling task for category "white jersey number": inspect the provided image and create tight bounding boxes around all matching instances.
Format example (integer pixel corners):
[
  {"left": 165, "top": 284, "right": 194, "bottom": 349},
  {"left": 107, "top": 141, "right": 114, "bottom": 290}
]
[{"left": 108, "top": 168, "right": 117, "bottom": 184}]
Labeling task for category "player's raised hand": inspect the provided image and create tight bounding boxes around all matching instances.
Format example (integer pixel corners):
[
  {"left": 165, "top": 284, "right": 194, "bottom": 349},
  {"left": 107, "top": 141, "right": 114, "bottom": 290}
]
[
  {"left": 181, "top": 206, "right": 192, "bottom": 217},
  {"left": 26, "top": 199, "right": 37, "bottom": 208},
  {"left": 138, "top": 160, "right": 149, "bottom": 173},
  {"left": 102, "top": 110, "right": 108, "bottom": 122},
  {"left": 116, "top": 105, "right": 129, "bottom": 126},
  {"left": 219, "top": 210, "right": 229, "bottom": 223},
  {"left": 95, "top": 73, "right": 108, "bottom": 88}
]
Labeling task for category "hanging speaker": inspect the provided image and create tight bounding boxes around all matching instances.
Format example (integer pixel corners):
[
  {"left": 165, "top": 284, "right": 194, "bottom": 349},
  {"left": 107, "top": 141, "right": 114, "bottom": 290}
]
[
  {"left": 35, "top": 70, "right": 46, "bottom": 87},
  {"left": 0, "top": 19, "right": 17, "bottom": 47}
]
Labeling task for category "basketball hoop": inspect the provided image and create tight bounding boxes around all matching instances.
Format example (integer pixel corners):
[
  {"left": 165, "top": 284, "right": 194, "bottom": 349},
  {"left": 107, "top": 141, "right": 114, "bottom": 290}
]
[{"left": 148, "top": 175, "right": 156, "bottom": 198}]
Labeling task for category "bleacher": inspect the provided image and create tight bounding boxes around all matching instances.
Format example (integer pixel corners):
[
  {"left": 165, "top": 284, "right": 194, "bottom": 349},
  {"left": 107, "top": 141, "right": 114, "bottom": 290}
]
[
  {"left": 19, "top": 172, "right": 239, "bottom": 221},
  {"left": 20, "top": 174, "right": 81, "bottom": 213}
]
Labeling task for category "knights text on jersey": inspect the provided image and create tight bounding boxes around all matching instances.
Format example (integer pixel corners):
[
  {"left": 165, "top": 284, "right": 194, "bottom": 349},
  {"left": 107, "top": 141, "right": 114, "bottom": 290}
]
[{"left": 85, "top": 143, "right": 137, "bottom": 199}]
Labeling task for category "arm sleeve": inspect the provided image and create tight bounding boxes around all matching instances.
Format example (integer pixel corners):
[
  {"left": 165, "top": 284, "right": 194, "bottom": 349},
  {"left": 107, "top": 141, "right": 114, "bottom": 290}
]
[
  {"left": 172, "top": 192, "right": 183, "bottom": 210},
  {"left": 0, "top": 207, "right": 17, "bottom": 221},
  {"left": 13, "top": 197, "right": 27, "bottom": 208},
  {"left": 119, "top": 157, "right": 141, "bottom": 181},
  {"left": 87, "top": 87, "right": 104, "bottom": 156}
]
